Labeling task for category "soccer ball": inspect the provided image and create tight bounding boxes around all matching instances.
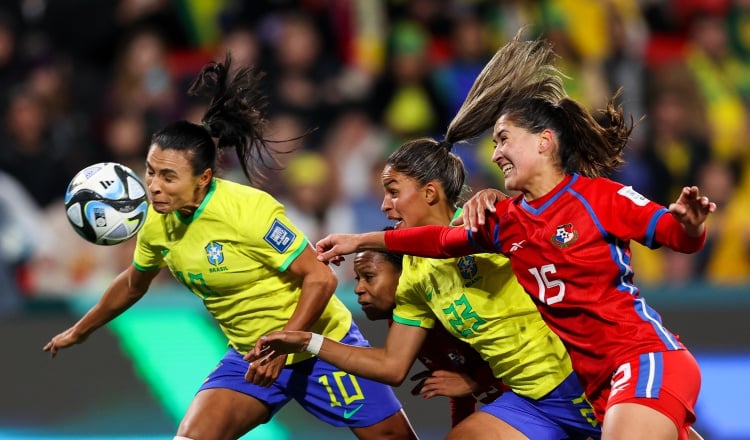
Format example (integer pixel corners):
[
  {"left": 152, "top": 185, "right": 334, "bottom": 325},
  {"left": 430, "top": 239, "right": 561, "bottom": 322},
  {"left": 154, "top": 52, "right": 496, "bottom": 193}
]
[{"left": 64, "top": 162, "right": 149, "bottom": 245}]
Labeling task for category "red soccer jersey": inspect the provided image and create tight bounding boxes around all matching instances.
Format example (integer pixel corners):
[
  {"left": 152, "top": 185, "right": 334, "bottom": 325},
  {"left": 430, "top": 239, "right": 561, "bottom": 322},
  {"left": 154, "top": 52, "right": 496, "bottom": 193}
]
[
  {"left": 385, "top": 174, "right": 705, "bottom": 413},
  {"left": 390, "top": 319, "right": 504, "bottom": 426}
]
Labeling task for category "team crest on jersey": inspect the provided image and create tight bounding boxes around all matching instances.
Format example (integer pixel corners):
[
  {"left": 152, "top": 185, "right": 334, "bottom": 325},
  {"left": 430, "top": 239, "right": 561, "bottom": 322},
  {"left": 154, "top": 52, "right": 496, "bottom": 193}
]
[
  {"left": 457, "top": 256, "right": 477, "bottom": 280},
  {"left": 551, "top": 223, "right": 578, "bottom": 248},
  {"left": 205, "top": 241, "right": 224, "bottom": 266},
  {"left": 264, "top": 219, "right": 296, "bottom": 253}
]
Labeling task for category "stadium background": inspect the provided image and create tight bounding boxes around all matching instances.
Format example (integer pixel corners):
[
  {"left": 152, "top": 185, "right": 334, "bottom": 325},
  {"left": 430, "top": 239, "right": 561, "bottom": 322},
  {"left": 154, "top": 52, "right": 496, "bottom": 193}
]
[{"left": 0, "top": 1, "right": 748, "bottom": 439}]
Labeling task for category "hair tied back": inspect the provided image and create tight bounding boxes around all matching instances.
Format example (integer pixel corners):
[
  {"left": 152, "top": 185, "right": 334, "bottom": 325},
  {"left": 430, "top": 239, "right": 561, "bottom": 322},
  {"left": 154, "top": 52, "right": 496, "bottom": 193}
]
[
  {"left": 201, "top": 120, "right": 215, "bottom": 138},
  {"left": 438, "top": 140, "right": 453, "bottom": 151}
]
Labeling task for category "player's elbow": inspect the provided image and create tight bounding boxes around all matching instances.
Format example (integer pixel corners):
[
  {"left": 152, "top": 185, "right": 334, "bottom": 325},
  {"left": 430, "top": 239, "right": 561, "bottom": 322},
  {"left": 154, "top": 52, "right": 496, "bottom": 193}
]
[
  {"left": 318, "top": 269, "right": 338, "bottom": 299},
  {"left": 304, "top": 267, "right": 339, "bottom": 301}
]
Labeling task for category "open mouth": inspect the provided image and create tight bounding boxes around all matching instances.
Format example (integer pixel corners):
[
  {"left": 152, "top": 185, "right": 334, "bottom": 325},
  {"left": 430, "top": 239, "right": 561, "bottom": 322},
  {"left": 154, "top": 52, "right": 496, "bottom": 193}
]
[
  {"left": 501, "top": 164, "right": 514, "bottom": 177},
  {"left": 388, "top": 217, "right": 404, "bottom": 229}
]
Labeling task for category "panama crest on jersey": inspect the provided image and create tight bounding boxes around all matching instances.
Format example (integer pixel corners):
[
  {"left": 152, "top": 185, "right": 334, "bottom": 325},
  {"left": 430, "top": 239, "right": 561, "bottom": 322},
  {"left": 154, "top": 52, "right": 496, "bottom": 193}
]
[
  {"left": 551, "top": 223, "right": 578, "bottom": 248},
  {"left": 205, "top": 241, "right": 224, "bottom": 266}
]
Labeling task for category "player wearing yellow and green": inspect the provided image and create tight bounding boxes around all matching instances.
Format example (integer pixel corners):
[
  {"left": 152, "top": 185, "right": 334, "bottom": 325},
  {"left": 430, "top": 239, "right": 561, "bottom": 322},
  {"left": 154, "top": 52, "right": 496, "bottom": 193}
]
[
  {"left": 43, "top": 55, "right": 417, "bottom": 440},
  {"left": 133, "top": 178, "right": 352, "bottom": 366}
]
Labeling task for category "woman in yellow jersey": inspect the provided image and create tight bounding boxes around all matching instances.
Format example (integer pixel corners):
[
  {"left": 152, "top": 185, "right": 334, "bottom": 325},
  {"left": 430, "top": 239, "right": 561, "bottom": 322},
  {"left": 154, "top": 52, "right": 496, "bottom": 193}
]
[
  {"left": 247, "top": 138, "right": 601, "bottom": 440},
  {"left": 42, "top": 55, "right": 418, "bottom": 440}
]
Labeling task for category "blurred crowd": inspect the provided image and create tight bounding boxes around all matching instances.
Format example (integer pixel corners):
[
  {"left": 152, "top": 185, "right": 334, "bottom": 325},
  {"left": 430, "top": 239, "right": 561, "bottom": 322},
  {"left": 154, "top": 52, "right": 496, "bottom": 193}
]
[{"left": 0, "top": 0, "right": 749, "bottom": 307}]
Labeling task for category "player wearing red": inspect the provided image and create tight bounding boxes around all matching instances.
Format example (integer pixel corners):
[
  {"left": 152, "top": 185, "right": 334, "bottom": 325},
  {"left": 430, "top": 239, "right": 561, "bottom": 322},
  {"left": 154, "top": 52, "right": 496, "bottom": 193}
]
[
  {"left": 377, "top": 173, "right": 706, "bottom": 424},
  {"left": 353, "top": 248, "right": 504, "bottom": 427}
]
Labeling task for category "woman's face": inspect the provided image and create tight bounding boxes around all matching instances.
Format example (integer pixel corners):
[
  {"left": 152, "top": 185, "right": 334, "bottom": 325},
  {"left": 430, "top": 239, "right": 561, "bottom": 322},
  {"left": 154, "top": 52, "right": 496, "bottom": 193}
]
[
  {"left": 380, "top": 165, "right": 431, "bottom": 229},
  {"left": 145, "top": 145, "right": 209, "bottom": 215},
  {"left": 353, "top": 251, "right": 401, "bottom": 321},
  {"left": 491, "top": 115, "right": 542, "bottom": 192}
]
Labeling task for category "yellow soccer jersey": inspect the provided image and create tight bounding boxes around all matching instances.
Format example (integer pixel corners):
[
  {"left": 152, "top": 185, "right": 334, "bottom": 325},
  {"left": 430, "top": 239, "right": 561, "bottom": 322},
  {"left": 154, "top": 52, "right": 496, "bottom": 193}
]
[
  {"left": 393, "top": 252, "right": 573, "bottom": 399},
  {"left": 133, "top": 178, "right": 352, "bottom": 363}
]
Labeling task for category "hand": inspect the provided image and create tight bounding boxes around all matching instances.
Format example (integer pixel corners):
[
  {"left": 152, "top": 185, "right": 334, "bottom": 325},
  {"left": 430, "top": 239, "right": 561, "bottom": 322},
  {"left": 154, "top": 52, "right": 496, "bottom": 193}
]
[
  {"left": 409, "top": 370, "right": 477, "bottom": 399},
  {"left": 245, "top": 331, "right": 310, "bottom": 363},
  {"left": 244, "top": 350, "right": 287, "bottom": 387},
  {"left": 668, "top": 186, "right": 716, "bottom": 237},
  {"left": 453, "top": 189, "right": 508, "bottom": 232},
  {"left": 244, "top": 331, "right": 313, "bottom": 386},
  {"left": 43, "top": 327, "right": 88, "bottom": 358},
  {"left": 315, "top": 234, "right": 359, "bottom": 263}
]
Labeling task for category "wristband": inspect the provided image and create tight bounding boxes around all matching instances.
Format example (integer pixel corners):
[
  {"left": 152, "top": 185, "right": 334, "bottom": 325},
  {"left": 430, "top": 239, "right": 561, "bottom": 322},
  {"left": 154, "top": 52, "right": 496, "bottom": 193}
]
[{"left": 305, "top": 332, "right": 324, "bottom": 356}]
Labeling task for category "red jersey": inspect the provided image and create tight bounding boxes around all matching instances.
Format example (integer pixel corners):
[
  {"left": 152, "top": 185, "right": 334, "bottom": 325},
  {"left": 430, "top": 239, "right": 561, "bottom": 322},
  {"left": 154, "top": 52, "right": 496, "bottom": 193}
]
[
  {"left": 390, "top": 319, "right": 504, "bottom": 426},
  {"left": 385, "top": 174, "right": 705, "bottom": 412}
]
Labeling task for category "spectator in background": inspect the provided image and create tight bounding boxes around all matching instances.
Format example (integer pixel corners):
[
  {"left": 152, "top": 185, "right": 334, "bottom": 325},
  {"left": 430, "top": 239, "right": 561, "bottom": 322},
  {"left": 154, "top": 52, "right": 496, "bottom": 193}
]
[
  {"left": 683, "top": 8, "right": 750, "bottom": 163},
  {"left": 370, "top": 20, "right": 448, "bottom": 140},
  {"left": 281, "top": 150, "right": 356, "bottom": 245},
  {"left": 694, "top": 159, "right": 750, "bottom": 283},
  {"left": 602, "top": 0, "right": 648, "bottom": 126},
  {"left": 0, "top": 11, "right": 26, "bottom": 107},
  {"left": 279, "top": 149, "right": 358, "bottom": 282},
  {"left": 105, "top": 26, "right": 178, "bottom": 129},
  {"left": 253, "top": 111, "right": 311, "bottom": 197},
  {"left": 432, "top": 11, "right": 490, "bottom": 118},
  {"left": 619, "top": 65, "right": 709, "bottom": 207},
  {"left": 0, "top": 171, "right": 50, "bottom": 307},
  {"left": 216, "top": 24, "right": 261, "bottom": 70},
  {"left": 0, "top": 86, "right": 72, "bottom": 208},
  {"left": 321, "top": 106, "right": 391, "bottom": 202},
  {"left": 94, "top": 109, "right": 150, "bottom": 176},
  {"left": 262, "top": 11, "right": 344, "bottom": 142},
  {"left": 727, "top": 0, "right": 750, "bottom": 61},
  {"left": 350, "top": 157, "right": 393, "bottom": 234}
]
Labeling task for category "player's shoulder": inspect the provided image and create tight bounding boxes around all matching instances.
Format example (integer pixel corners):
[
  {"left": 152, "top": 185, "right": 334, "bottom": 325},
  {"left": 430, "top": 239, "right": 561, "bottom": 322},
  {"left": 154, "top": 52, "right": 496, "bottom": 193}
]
[
  {"left": 215, "top": 178, "right": 268, "bottom": 198},
  {"left": 579, "top": 175, "right": 654, "bottom": 208},
  {"left": 570, "top": 174, "right": 622, "bottom": 191},
  {"left": 214, "top": 178, "right": 281, "bottom": 209},
  {"left": 570, "top": 174, "right": 634, "bottom": 202}
]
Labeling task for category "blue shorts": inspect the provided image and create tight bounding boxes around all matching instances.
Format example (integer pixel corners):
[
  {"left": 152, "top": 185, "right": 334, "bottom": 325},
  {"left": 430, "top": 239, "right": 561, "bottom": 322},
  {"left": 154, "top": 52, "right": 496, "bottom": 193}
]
[
  {"left": 199, "top": 322, "right": 404, "bottom": 428},
  {"left": 481, "top": 371, "right": 601, "bottom": 440}
]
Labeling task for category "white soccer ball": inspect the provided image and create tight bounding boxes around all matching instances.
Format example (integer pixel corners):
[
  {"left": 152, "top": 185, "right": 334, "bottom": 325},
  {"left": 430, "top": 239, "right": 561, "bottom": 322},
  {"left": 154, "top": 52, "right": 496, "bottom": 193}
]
[{"left": 64, "top": 162, "right": 148, "bottom": 245}]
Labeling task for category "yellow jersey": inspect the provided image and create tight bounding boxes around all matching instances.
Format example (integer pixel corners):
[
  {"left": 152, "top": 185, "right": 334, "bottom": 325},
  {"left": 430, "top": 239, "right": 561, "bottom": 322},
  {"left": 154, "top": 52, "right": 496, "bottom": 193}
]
[
  {"left": 394, "top": 251, "right": 573, "bottom": 399},
  {"left": 133, "top": 178, "right": 352, "bottom": 363}
]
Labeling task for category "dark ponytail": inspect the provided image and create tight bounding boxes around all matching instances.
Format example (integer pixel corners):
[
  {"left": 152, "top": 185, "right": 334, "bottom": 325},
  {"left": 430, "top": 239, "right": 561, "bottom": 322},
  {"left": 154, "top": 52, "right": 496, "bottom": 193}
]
[{"left": 186, "top": 53, "right": 275, "bottom": 185}]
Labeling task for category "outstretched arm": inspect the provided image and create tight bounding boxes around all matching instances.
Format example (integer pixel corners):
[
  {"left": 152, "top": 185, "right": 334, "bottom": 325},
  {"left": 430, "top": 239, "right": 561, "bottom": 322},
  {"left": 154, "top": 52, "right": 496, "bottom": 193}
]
[
  {"left": 315, "top": 231, "right": 388, "bottom": 264},
  {"left": 316, "top": 227, "right": 481, "bottom": 263},
  {"left": 248, "top": 322, "right": 427, "bottom": 386},
  {"left": 43, "top": 265, "right": 159, "bottom": 357}
]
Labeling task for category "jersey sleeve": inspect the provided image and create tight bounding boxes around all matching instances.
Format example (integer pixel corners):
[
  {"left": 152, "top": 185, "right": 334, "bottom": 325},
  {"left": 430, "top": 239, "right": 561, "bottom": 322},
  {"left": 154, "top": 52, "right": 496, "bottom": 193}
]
[
  {"left": 242, "top": 192, "right": 309, "bottom": 272},
  {"left": 594, "top": 180, "right": 673, "bottom": 248},
  {"left": 392, "top": 260, "right": 436, "bottom": 329},
  {"left": 653, "top": 213, "right": 706, "bottom": 252},
  {"left": 384, "top": 225, "right": 484, "bottom": 258}
]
